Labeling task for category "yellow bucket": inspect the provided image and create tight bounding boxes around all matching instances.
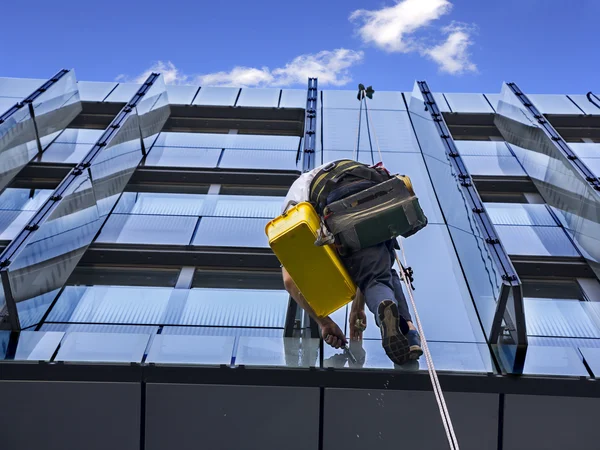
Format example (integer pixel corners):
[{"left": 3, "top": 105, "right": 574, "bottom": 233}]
[{"left": 265, "top": 202, "right": 356, "bottom": 319}]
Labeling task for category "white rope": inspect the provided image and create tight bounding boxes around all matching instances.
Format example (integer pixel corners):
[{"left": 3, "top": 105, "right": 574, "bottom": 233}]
[{"left": 363, "top": 93, "right": 461, "bottom": 450}]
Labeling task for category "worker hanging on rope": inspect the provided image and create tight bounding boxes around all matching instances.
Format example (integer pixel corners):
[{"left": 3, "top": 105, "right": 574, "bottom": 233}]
[{"left": 274, "top": 84, "right": 429, "bottom": 366}]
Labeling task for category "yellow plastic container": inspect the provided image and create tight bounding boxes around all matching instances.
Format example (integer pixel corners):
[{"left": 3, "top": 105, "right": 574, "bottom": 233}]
[{"left": 265, "top": 202, "right": 357, "bottom": 318}]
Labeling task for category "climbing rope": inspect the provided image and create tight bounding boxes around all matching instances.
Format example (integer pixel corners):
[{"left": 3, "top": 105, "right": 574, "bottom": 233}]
[{"left": 360, "top": 87, "right": 461, "bottom": 450}]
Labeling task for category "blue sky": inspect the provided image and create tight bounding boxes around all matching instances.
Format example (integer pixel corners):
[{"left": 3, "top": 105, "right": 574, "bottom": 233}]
[{"left": 2, "top": 0, "right": 599, "bottom": 94}]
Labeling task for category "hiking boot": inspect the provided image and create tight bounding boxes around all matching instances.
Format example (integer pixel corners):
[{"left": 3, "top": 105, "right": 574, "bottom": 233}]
[
  {"left": 378, "top": 300, "right": 410, "bottom": 365},
  {"left": 407, "top": 330, "right": 423, "bottom": 360}
]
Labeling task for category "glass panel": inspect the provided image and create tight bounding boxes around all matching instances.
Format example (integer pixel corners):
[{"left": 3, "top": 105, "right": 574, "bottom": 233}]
[
  {"left": 192, "top": 217, "right": 269, "bottom": 247},
  {"left": 0, "top": 210, "right": 35, "bottom": 241},
  {"left": 162, "top": 326, "right": 284, "bottom": 338},
  {"left": 524, "top": 298, "right": 600, "bottom": 338},
  {"left": 235, "top": 337, "right": 320, "bottom": 367},
  {"left": 0, "top": 188, "right": 53, "bottom": 211},
  {"left": 114, "top": 192, "right": 205, "bottom": 216},
  {"left": 579, "top": 348, "right": 600, "bottom": 377},
  {"left": 0, "top": 330, "right": 64, "bottom": 361},
  {"left": 38, "top": 142, "right": 95, "bottom": 163},
  {"left": 204, "top": 195, "right": 282, "bottom": 218},
  {"left": 444, "top": 93, "right": 494, "bottom": 113},
  {"left": 484, "top": 94, "right": 501, "bottom": 112},
  {"left": 46, "top": 285, "right": 172, "bottom": 324},
  {"left": 146, "top": 335, "right": 234, "bottom": 365},
  {"left": 569, "top": 143, "right": 600, "bottom": 159},
  {"left": 0, "top": 77, "right": 45, "bottom": 98},
  {"left": 322, "top": 108, "right": 371, "bottom": 151},
  {"left": 103, "top": 83, "right": 141, "bottom": 102},
  {"left": 322, "top": 90, "right": 406, "bottom": 110},
  {"left": 567, "top": 94, "right": 600, "bottom": 115},
  {"left": 177, "top": 289, "right": 288, "bottom": 327},
  {"left": 136, "top": 75, "right": 170, "bottom": 150},
  {"left": 528, "top": 94, "right": 583, "bottom": 115},
  {"left": 96, "top": 214, "right": 197, "bottom": 245},
  {"left": 279, "top": 89, "right": 306, "bottom": 109},
  {"left": 582, "top": 157, "right": 600, "bottom": 176},
  {"left": 219, "top": 149, "right": 299, "bottom": 171},
  {"left": 522, "top": 346, "right": 588, "bottom": 377},
  {"left": 144, "top": 146, "right": 221, "bottom": 168},
  {"left": 193, "top": 269, "right": 284, "bottom": 290},
  {"left": 495, "top": 225, "right": 580, "bottom": 257},
  {"left": 192, "top": 87, "right": 240, "bottom": 106},
  {"left": 53, "top": 128, "right": 104, "bottom": 144},
  {"left": 77, "top": 81, "right": 118, "bottom": 102},
  {"left": 485, "top": 203, "right": 556, "bottom": 226},
  {"left": 166, "top": 85, "right": 199, "bottom": 105},
  {"left": 433, "top": 93, "right": 450, "bottom": 112},
  {"left": 55, "top": 332, "right": 150, "bottom": 363},
  {"left": 153, "top": 132, "right": 299, "bottom": 150},
  {"left": 323, "top": 150, "right": 377, "bottom": 166},
  {"left": 454, "top": 140, "right": 513, "bottom": 157},
  {"left": 461, "top": 156, "right": 526, "bottom": 176},
  {"left": 40, "top": 323, "right": 159, "bottom": 334},
  {"left": 0, "top": 97, "right": 18, "bottom": 113},
  {"left": 236, "top": 88, "right": 280, "bottom": 108}
]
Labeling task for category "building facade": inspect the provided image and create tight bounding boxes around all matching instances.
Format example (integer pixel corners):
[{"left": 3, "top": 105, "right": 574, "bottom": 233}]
[{"left": 1, "top": 70, "right": 600, "bottom": 449}]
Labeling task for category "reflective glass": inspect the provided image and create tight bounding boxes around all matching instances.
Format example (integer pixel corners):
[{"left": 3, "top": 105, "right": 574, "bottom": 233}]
[
  {"left": 495, "top": 225, "right": 580, "bottom": 257},
  {"left": 219, "top": 149, "right": 300, "bottom": 171},
  {"left": 582, "top": 157, "right": 600, "bottom": 177},
  {"left": 55, "top": 332, "right": 150, "bottom": 363},
  {"left": 567, "top": 94, "right": 600, "bottom": 115},
  {"left": 323, "top": 150, "right": 377, "bottom": 166},
  {"left": 236, "top": 88, "right": 280, "bottom": 108},
  {"left": 192, "top": 87, "right": 240, "bottom": 106},
  {"left": 433, "top": 93, "right": 450, "bottom": 112},
  {"left": 0, "top": 210, "right": 35, "bottom": 241},
  {"left": 77, "top": 81, "right": 118, "bottom": 102},
  {"left": 205, "top": 195, "right": 282, "bottom": 218},
  {"left": 0, "top": 97, "right": 18, "bottom": 113},
  {"left": 444, "top": 93, "right": 494, "bottom": 114},
  {"left": 485, "top": 203, "right": 556, "bottom": 226},
  {"left": 166, "top": 85, "right": 199, "bottom": 105},
  {"left": 568, "top": 143, "right": 600, "bottom": 159},
  {"left": 54, "top": 128, "right": 103, "bottom": 145},
  {"left": 0, "top": 331, "right": 64, "bottom": 361},
  {"left": 279, "top": 89, "right": 306, "bottom": 109},
  {"left": 147, "top": 335, "right": 234, "bottom": 365},
  {"left": 47, "top": 285, "right": 172, "bottom": 324},
  {"left": 322, "top": 90, "right": 406, "bottom": 110},
  {"left": 38, "top": 142, "right": 95, "bottom": 163},
  {"left": 0, "top": 188, "right": 53, "bottom": 211},
  {"left": 524, "top": 298, "right": 600, "bottom": 338},
  {"left": 40, "top": 323, "right": 159, "bottom": 334},
  {"left": 235, "top": 337, "right": 319, "bottom": 367},
  {"left": 192, "top": 217, "right": 269, "bottom": 247},
  {"left": 136, "top": 75, "right": 170, "bottom": 150},
  {"left": 153, "top": 132, "right": 299, "bottom": 151},
  {"left": 103, "top": 83, "right": 141, "bottom": 102},
  {"left": 177, "top": 288, "right": 288, "bottom": 327},
  {"left": 162, "top": 326, "right": 284, "bottom": 338},
  {"left": 407, "top": 93, "right": 449, "bottom": 162},
  {"left": 484, "top": 94, "right": 501, "bottom": 112},
  {"left": 454, "top": 140, "right": 513, "bottom": 157},
  {"left": 96, "top": 214, "right": 197, "bottom": 245},
  {"left": 528, "top": 94, "right": 583, "bottom": 115},
  {"left": 17, "top": 289, "right": 62, "bottom": 329},
  {"left": 0, "top": 77, "right": 45, "bottom": 98},
  {"left": 114, "top": 192, "right": 205, "bottom": 216},
  {"left": 522, "top": 345, "right": 588, "bottom": 377},
  {"left": 462, "top": 155, "right": 526, "bottom": 176},
  {"left": 144, "top": 146, "right": 221, "bottom": 168},
  {"left": 579, "top": 348, "right": 600, "bottom": 377}
]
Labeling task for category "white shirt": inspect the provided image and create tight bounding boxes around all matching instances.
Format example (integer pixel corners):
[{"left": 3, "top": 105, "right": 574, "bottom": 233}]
[{"left": 281, "top": 162, "right": 328, "bottom": 213}]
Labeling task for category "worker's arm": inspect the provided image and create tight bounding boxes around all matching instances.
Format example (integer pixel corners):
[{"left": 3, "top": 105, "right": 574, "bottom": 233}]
[
  {"left": 349, "top": 289, "right": 367, "bottom": 341},
  {"left": 282, "top": 268, "right": 347, "bottom": 348}
]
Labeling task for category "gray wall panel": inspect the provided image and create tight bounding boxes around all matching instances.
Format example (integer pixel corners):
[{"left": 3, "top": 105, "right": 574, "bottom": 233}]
[
  {"left": 504, "top": 394, "right": 600, "bottom": 450},
  {"left": 146, "top": 383, "right": 319, "bottom": 450},
  {"left": 0, "top": 380, "right": 140, "bottom": 450},
  {"left": 324, "top": 389, "right": 498, "bottom": 450}
]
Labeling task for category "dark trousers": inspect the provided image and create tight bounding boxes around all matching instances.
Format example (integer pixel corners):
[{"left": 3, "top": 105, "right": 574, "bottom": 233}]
[{"left": 325, "top": 180, "right": 413, "bottom": 324}]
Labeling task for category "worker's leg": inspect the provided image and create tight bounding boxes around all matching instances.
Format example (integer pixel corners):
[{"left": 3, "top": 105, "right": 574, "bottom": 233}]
[{"left": 391, "top": 268, "right": 412, "bottom": 323}]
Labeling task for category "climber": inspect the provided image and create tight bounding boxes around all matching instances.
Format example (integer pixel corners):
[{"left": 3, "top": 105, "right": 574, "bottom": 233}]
[{"left": 281, "top": 159, "right": 423, "bottom": 365}]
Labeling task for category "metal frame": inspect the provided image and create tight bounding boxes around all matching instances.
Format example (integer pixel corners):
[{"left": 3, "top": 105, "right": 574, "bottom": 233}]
[
  {"left": 416, "top": 81, "right": 527, "bottom": 354},
  {"left": 587, "top": 92, "right": 600, "bottom": 110}
]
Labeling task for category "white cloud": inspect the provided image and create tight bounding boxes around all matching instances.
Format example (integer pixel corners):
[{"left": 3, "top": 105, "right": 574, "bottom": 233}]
[
  {"left": 119, "top": 49, "right": 364, "bottom": 88},
  {"left": 350, "top": 0, "right": 452, "bottom": 53},
  {"left": 423, "top": 23, "right": 477, "bottom": 74}
]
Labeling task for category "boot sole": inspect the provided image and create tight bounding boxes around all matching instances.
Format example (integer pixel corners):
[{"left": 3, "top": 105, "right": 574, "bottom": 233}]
[{"left": 379, "top": 302, "right": 410, "bottom": 365}]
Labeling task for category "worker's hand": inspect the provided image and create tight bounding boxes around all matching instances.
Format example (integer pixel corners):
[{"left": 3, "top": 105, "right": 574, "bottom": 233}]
[
  {"left": 320, "top": 317, "right": 347, "bottom": 349},
  {"left": 349, "top": 307, "right": 367, "bottom": 341}
]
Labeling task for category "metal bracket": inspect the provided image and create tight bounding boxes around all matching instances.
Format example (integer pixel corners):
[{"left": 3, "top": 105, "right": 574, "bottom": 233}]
[{"left": 298, "top": 78, "right": 318, "bottom": 170}]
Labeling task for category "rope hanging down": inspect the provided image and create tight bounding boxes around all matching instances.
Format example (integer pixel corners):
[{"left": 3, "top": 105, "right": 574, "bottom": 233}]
[{"left": 356, "top": 85, "right": 461, "bottom": 450}]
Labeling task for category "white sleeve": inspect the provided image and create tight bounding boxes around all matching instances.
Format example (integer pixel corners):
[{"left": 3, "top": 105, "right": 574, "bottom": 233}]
[{"left": 282, "top": 173, "right": 311, "bottom": 213}]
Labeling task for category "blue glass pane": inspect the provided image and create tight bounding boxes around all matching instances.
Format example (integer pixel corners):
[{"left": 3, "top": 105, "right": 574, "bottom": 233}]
[
  {"left": 205, "top": 195, "right": 282, "bottom": 218},
  {"left": 40, "top": 323, "right": 159, "bottom": 334},
  {"left": 219, "top": 149, "right": 299, "bottom": 171},
  {"left": 47, "top": 285, "right": 173, "bottom": 324},
  {"left": 192, "top": 217, "right": 269, "bottom": 247},
  {"left": 55, "top": 332, "right": 150, "bottom": 363},
  {"left": 522, "top": 346, "right": 588, "bottom": 377},
  {"left": 114, "top": 192, "right": 205, "bottom": 216},
  {"left": 0, "top": 210, "right": 35, "bottom": 241},
  {"left": 0, "top": 97, "right": 18, "bottom": 112},
  {"left": 103, "top": 83, "right": 141, "bottom": 102},
  {"left": 144, "top": 146, "right": 221, "bottom": 168},
  {"left": 444, "top": 93, "right": 494, "bottom": 113},
  {"left": 525, "top": 299, "right": 600, "bottom": 338},
  {"left": 0, "top": 77, "right": 45, "bottom": 98},
  {"left": 462, "top": 155, "right": 526, "bottom": 176},
  {"left": 153, "top": 132, "right": 299, "bottom": 151},
  {"left": 323, "top": 90, "right": 406, "bottom": 110},
  {"left": 323, "top": 150, "right": 377, "bottom": 166},
  {"left": 496, "top": 225, "right": 579, "bottom": 257},
  {"left": 582, "top": 157, "right": 600, "bottom": 177},
  {"left": 485, "top": 203, "right": 556, "bottom": 226},
  {"left": 0, "top": 188, "right": 52, "bottom": 211},
  {"left": 162, "top": 326, "right": 284, "bottom": 338},
  {"left": 77, "top": 81, "right": 117, "bottom": 102},
  {"left": 0, "top": 331, "right": 64, "bottom": 361},
  {"left": 38, "top": 142, "right": 95, "bottom": 163},
  {"left": 569, "top": 143, "right": 600, "bottom": 159},
  {"left": 17, "top": 289, "right": 62, "bottom": 329},
  {"left": 177, "top": 289, "right": 288, "bottom": 327},
  {"left": 528, "top": 94, "right": 583, "bottom": 115},
  {"left": 484, "top": 94, "right": 501, "bottom": 112},
  {"left": 279, "top": 89, "right": 306, "bottom": 109},
  {"left": 236, "top": 88, "right": 280, "bottom": 108},
  {"left": 579, "top": 348, "right": 600, "bottom": 377},
  {"left": 136, "top": 75, "right": 170, "bottom": 150},
  {"left": 166, "top": 85, "right": 199, "bottom": 105},
  {"left": 454, "top": 141, "right": 513, "bottom": 157},
  {"left": 322, "top": 108, "right": 370, "bottom": 151},
  {"left": 53, "top": 128, "right": 103, "bottom": 145},
  {"left": 147, "top": 335, "right": 234, "bottom": 365},
  {"left": 433, "top": 93, "right": 450, "bottom": 112},
  {"left": 193, "top": 87, "right": 240, "bottom": 106},
  {"left": 96, "top": 214, "right": 197, "bottom": 245},
  {"left": 235, "top": 337, "right": 320, "bottom": 368},
  {"left": 568, "top": 95, "right": 600, "bottom": 115}
]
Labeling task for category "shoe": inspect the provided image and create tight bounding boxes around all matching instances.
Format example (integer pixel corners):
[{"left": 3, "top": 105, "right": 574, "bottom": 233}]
[
  {"left": 378, "top": 300, "right": 410, "bottom": 365},
  {"left": 407, "top": 330, "right": 423, "bottom": 360}
]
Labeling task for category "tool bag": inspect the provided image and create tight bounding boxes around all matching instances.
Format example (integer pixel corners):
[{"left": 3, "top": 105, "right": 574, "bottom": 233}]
[{"left": 322, "top": 174, "right": 428, "bottom": 254}]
